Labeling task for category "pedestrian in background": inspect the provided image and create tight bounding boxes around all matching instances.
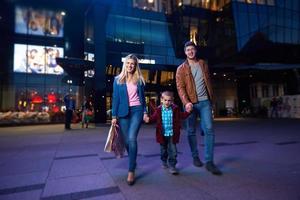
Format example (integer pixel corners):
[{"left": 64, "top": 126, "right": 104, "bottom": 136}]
[
  {"left": 81, "top": 96, "right": 93, "bottom": 128},
  {"left": 64, "top": 93, "right": 75, "bottom": 130}
]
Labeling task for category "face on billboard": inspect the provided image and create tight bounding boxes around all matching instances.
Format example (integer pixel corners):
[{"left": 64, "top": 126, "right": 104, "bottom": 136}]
[
  {"left": 14, "top": 44, "right": 64, "bottom": 75},
  {"left": 15, "top": 7, "right": 64, "bottom": 37}
]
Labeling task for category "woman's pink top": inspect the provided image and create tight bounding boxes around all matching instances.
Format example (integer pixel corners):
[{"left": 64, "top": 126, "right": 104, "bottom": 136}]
[{"left": 126, "top": 82, "right": 141, "bottom": 107}]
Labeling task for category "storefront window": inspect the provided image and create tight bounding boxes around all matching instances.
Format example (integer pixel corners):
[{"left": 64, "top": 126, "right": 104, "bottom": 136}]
[
  {"left": 160, "top": 71, "right": 174, "bottom": 85},
  {"left": 106, "top": 65, "right": 113, "bottom": 75},
  {"left": 262, "top": 85, "right": 269, "bottom": 97},
  {"left": 7, "top": 83, "right": 75, "bottom": 124},
  {"left": 149, "top": 70, "right": 158, "bottom": 84},
  {"left": 141, "top": 69, "right": 150, "bottom": 83},
  {"left": 106, "top": 95, "right": 112, "bottom": 119},
  {"left": 15, "top": 86, "right": 66, "bottom": 112}
]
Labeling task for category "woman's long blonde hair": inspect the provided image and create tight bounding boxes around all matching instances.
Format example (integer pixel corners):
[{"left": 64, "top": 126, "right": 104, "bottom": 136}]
[{"left": 116, "top": 54, "right": 145, "bottom": 85}]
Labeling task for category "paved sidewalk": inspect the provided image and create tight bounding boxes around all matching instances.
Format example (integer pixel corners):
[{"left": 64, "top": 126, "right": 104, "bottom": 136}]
[{"left": 0, "top": 118, "right": 299, "bottom": 200}]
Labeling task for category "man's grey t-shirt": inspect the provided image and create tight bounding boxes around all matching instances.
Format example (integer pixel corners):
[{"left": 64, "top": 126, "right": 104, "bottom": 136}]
[{"left": 190, "top": 62, "right": 208, "bottom": 101}]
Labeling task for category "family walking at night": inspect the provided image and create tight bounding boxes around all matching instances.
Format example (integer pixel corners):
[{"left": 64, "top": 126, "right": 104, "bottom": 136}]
[{"left": 111, "top": 41, "right": 222, "bottom": 186}]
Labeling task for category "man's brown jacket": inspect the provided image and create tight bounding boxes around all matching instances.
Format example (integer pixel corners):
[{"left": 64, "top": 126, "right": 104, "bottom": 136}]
[{"left": 176, "top": 59, "right": 213, "bottom": 106}]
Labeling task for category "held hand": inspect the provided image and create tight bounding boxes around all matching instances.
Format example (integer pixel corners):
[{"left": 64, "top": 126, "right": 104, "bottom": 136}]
[
  {"left": 144, "top": 116, "right": 150, "bottom": 123},
  {"left": 111, "top": 118, "right": 117, "bottom": 126},
  {"left": 143, "top": 114, "right": 149, "bottom": 123},
  {"left": 185, "top": 103, "right": 193, "bottom": 112},
  {"left": 186, "top": 106, "right": 193, "bottom": 113}
]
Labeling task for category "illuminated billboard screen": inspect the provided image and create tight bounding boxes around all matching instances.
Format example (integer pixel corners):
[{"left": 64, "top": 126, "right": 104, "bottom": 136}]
[
  {"left": 14, "top": 44, "right": 64, "bottom": 75},
  {"left": 15, "top": 6, "right": 64, "bottom": 37}
]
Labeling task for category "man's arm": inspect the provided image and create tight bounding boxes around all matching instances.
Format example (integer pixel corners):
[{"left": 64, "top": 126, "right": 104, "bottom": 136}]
[
  {"left": 176, "top": 67, "right": 190, "bottom": 106},
  {"left": 202, "top": 61, "right": 214, "bottom": 103},
  {"left": 178, "top": 105, "right": 191, "bottom": 119}
]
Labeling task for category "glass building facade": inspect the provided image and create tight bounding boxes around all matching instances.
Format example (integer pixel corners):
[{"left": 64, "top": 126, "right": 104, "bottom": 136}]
[
  {"left": 1, "top": 0, "right": 299, "bottom": 124},
  {"left": 232, "top": 0, "right": 300, "bottom": 50},
  {"left": 0, "top": 0, "right": 86, "bottom": 124},
  {"left": 2, "top": 5, "right": 70, "bottom": 123}
]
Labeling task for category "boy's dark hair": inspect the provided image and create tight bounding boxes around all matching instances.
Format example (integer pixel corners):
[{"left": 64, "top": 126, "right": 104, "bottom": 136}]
[
  {"left": 161, "top": 91, "right": 174, "bottom": 99},
  {"left": 184, "top": 41, "right": 196, "bottom": 51}
]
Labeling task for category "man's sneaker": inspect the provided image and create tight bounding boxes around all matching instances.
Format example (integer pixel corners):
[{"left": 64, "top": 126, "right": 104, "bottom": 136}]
[
  {"left": 205, "top": 161, "right": 222, "bottom": 175},
  {"left": 162, "top": 162, "right": 168, "bottom": 169},
  {"left": 169, "top": 167, "right": 179, "bottom": 175},
  {"left": 193, "top": 157, "right": 204, "bottom": 167}
]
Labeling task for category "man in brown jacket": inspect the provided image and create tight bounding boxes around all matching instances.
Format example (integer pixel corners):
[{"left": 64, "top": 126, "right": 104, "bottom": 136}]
[{"left": 176, "top": 41, "right": 222, "bottom": 175}]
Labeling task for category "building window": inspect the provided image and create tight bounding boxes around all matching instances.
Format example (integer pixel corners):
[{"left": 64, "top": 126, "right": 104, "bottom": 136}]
[
  {"left": 250, "top": 85, "right": 257, "bottom": 98},
  {"left": 133, "top": 0, "right": 158, "bottom": 11},
  {"left": 180, "top": 0, "right": 230, "bottom": 11},
  {"left": 266, "top": 0, "right": 275, "bottom": 5},
  {"left": 148, "top": 70, "right": 158, "bottom": 84},
  {"left": 262, "top": 85, "right": 269, "bottom": 97},
  {"left": 106, "top": 65, "right": 113, "bottom": 75},
  {"left": 190, "top": 25, "right": 198, "bottom": 45},
  {"left": 272, "top": 85, "right": 279, "bottom": 96},
  {"left": 246, "top": 0, "right": 255, "bottom": 4},
  {"left": 141, "top": 69, "right": 150, "bottom": 83},
  {"left": 256, "top": 0, "right": 265, "bottom": 5},
  {"left": 106, "top": 95, "right": 112, "bottom": 119},
  {"left": 160, "top": 71, "right": 174, "bottom": 85}
]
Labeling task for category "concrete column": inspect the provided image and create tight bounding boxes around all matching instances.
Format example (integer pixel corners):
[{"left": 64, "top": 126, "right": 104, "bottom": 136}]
[
  {"left": 257, "top": 83, "right": 262, "bottom": 98},
  {"left": 93, "top": 3, "right": 109, "bottom": 123},
  {"left": 268, "top": 85, "right": 273, "bottom": 97}
]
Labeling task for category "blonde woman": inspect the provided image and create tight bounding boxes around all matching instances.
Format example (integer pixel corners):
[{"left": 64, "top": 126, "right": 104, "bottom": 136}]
[{"left": 111, "top": 54, "right": 147, "bottom": 185}]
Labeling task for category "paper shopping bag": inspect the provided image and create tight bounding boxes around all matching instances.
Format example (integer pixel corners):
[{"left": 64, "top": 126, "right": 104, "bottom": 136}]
[
  {"left": 104, "top": 124, "right": 115, "bottom": 152},
  {"left": 111, "top": 124, "right": 125, "bottom": 158}
]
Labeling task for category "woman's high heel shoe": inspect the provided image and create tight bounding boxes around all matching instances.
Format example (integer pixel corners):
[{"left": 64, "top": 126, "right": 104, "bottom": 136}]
[
  {"left": 127, "top": 172, "right": 135, "bottom": 186},
  {"left": 127, "top": 179, "right": 135, "bottom": 186}
]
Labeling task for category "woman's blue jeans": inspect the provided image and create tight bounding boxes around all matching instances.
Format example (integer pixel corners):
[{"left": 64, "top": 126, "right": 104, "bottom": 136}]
[
  {"left": 118, "top": 105, "right": 143, "bottom": 172},
  {"left": 186, "top": 100, "right": 215, "bottom": 162}
]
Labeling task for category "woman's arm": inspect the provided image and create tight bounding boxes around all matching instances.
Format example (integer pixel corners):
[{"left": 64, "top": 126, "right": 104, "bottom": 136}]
[
  {"left": 140, "top": 82, "right": 147, "bottom": 114},
  {"left": 111, "top": 78, "right": 119, "bottom": 124}
]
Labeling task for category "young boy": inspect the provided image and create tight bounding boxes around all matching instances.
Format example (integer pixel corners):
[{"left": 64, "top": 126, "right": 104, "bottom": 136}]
[{"left": 145, "top": 91, "right": 191, "bottom": 175}]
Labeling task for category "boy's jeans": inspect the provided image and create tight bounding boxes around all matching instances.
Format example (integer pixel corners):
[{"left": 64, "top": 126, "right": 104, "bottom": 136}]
[
  {"left": 119, "top": 105, "right": 143, "bottom": 172},
  {"left": 160, "top": 136, "right": 177, "bottom": 167},
  {"left": 186, "top": 100, "right": 215, "bottom": 162}
]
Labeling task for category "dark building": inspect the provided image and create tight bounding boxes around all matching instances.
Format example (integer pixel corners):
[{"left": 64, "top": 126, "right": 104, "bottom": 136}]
[{"left": 0, "top": 0, "right": 299, "bottom": 124}]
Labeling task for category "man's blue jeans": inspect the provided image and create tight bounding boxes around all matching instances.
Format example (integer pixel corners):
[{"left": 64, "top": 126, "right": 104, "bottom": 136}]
[
  {"left": 119, "top": 105, "right": 143, "bottom": 172},
  {"left": 186, "top": 100, "right": 215, "bottom": 162}
]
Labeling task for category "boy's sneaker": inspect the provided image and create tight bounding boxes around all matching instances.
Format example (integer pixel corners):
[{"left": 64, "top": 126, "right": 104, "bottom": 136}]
[
  {"left": 169, "top": 167, "right": 179, "bottom": 175},
  {"left": 193, "top": 157, "right": 204, "bottom": 167},
  {"left": 162, "top": 162, "right": 168, "bottom": 169}
]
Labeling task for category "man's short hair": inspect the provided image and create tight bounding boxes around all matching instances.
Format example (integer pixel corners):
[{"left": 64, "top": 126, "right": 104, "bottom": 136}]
[{"left": 184, "top": 41, "right": 196, "bottom": 51}]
